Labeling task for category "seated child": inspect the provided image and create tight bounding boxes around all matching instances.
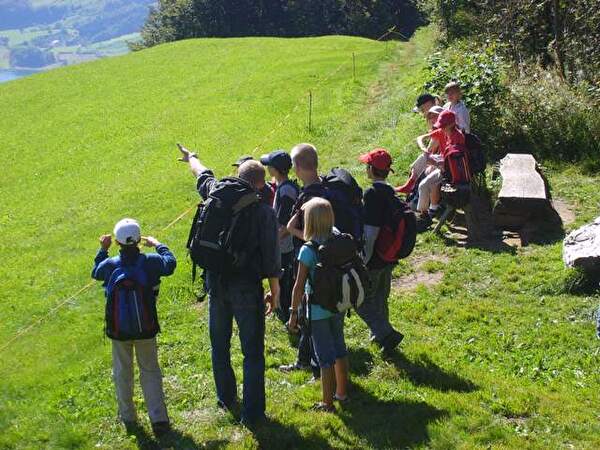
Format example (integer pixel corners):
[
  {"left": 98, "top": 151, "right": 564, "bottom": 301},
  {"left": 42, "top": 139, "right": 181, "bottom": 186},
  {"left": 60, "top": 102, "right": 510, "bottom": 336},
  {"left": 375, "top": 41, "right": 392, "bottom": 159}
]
[
  {"left": 415, "top": 110, "right": 465, "bottom": 220},
  {"left": 396, "top": 105, "right": 444, "bottom": 194},
  {"left": 443, "top": 81, "right": 471, "bottom": 133}
]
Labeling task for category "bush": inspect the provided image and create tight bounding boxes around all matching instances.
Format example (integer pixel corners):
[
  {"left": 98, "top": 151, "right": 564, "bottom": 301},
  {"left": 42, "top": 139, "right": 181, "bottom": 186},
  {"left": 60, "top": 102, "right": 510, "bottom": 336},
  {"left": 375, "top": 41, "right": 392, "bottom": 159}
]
[
  {"left": 498, "top": 70, "right": 600, "bottom": 168},
  {"left": 423, "top": 41, "right": 506, "bottom": 159},
  {"left": 423, "top": 41, "right": 600, "bottom": 168}
]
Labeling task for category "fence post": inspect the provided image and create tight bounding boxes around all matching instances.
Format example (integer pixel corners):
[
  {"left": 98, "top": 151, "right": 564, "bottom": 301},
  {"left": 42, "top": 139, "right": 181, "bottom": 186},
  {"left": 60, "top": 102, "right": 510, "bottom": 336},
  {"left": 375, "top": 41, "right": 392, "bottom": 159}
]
[{"left": 308, "top": 90, "right": 313, "bottom": 132}]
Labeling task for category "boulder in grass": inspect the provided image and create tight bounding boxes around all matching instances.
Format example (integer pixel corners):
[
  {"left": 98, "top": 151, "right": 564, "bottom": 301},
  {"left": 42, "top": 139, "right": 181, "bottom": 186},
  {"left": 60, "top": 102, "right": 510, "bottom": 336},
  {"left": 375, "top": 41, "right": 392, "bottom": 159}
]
[{"left": 563, "top": 217, "right": 600, "bottom": 274}]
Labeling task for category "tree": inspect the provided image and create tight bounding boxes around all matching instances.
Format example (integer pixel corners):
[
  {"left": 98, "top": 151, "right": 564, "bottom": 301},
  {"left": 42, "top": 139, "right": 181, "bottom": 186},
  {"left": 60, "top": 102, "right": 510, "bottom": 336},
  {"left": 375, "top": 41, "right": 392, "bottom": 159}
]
[{"left": 135, "top": 0, "right": 425, "bottom": 49}]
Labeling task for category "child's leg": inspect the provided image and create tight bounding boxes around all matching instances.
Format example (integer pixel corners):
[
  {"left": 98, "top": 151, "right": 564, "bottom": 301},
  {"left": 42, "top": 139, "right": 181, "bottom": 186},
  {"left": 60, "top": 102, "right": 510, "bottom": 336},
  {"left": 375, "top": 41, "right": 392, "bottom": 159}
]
[
  {"left": 331, "top": 313, "right": 349, "bottom": 398},
  {"left": 334, "top": 357, "right": 349, "bottom": 399},
  {"left": 396, "top": 169, "right": 417, "bottom": 194},
  {"left": 135, "top": 338, "right": 169, "bottom": 424},
  {"left": 397, "top": 154, "right": 428, "bottom": 193},
  {"left": 417, "top": 169, "right": 442, "bottom": 213},
  {"left": 430, "top": 184, "right": 441, "bottom": 209},
  {"left": 311, "top": 318, "right": 337, "bottom": 407},
  {"left": 112, "top": 340, "right": 136, "bottom": 422},
  {"left": 320, "top": 366, "right": 336, "bottom": 407}
]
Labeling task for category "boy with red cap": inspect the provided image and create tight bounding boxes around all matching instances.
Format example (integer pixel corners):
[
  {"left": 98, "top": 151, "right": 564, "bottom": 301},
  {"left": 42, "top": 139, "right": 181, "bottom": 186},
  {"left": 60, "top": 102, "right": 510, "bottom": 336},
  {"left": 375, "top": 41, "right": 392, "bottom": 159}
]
[
  {"left": 357, "top": 148, "right": 404, "bottom": 352},
  {"left": 414, "top": 110, "right": 465, "bottom": 225}
]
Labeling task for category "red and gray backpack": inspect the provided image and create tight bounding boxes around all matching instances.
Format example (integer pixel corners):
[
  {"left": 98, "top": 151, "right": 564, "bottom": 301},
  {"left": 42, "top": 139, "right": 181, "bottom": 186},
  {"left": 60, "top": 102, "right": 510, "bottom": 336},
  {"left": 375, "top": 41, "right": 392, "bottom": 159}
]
[
  {"left": 375, "top": 193, "right": 417, "bottom": 263},
  {"left": 444, "top": 144, "right": 472, "bottom": 185}
]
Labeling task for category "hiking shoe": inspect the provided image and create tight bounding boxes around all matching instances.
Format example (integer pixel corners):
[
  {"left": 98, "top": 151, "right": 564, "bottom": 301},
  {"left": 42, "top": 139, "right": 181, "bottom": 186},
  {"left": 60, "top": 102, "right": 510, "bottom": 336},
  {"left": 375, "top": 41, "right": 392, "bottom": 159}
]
[
  {"left": 240, "top": 414, "right": 268, "bottom": 430},
  {"left": 334, "top": 394, "right": 349, "bottom": 403},
  {"left": 428, "top": 205, "right": 446, "bottom": 219},
  {"left": 381, "top": 330, "right": 404, "bottom": 354},
  {"left": 279, "top": 362, "right": 311, "bottom": 372},
  {"left": 122, "top": 421, "right": 138, "bottom": 435},
  {"left": 311, "top": 402, "right": 336, "bottom": 413},
  {"left": 216, "top": 399, "right": 239, "bottom": 412},
  {"left": 416, "top": 213, "right": 433, "bottom": 232},
  {"left": 151, "top": 421, "right": 171, "bottom": 439}
]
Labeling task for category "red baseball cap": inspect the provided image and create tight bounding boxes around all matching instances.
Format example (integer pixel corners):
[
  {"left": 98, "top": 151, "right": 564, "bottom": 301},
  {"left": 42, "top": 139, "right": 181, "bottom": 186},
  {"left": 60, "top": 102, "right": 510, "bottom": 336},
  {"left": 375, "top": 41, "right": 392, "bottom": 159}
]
[
  {"left": 359, "top": 148, "right": 394, "bottom": 172},
  {"left": 434, "top": 110, "right": 457, "bottom": 129}
]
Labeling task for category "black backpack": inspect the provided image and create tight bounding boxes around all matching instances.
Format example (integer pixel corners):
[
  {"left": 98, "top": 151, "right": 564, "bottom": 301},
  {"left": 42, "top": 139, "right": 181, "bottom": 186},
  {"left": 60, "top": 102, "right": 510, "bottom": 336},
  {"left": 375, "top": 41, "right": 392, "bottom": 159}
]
[
  {"left": 322, "top": 168, "right": 364, "bottom": 242},
  {"left": 306, "top": 234, "right": 369, "bottom": 314},
  {"left": 187, "top": 177, "right": 259, "bottom": 277},
  {"left": 464, "top": 132, "right": 486, "bottom": 175}
]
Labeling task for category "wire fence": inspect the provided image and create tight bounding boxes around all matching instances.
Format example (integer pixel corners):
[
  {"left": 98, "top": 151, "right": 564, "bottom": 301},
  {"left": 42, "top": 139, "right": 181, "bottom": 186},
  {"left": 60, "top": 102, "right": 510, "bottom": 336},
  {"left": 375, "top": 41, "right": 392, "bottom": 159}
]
[{"left": 0, "top": 27, "right": 400, "bottom": 354}]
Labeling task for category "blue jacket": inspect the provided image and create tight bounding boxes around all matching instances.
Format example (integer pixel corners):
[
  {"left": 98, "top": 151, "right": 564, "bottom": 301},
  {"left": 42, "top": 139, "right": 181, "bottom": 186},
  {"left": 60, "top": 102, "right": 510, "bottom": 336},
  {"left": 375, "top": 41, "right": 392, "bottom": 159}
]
[{"left": 92, "top": 245, "right": 177, "bottom": 298}]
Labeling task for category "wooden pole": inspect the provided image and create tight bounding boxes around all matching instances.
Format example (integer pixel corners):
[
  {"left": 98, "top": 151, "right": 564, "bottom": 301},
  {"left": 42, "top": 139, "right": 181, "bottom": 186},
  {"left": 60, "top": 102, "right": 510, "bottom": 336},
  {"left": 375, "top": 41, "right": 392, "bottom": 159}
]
[{"left": 308, "top": 90, "right": 313, "bottom": 132}]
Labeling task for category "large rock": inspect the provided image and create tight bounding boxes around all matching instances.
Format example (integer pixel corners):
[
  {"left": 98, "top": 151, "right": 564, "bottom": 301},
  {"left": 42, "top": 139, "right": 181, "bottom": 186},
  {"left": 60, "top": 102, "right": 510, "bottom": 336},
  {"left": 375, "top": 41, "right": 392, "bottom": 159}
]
[{"left": 563, "top": 217, "right": 600, "bottom": 273}]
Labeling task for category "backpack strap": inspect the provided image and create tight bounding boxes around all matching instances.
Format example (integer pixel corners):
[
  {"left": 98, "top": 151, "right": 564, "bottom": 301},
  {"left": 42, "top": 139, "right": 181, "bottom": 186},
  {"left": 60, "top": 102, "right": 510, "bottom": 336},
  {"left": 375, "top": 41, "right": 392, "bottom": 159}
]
[{"left": 134, "top": 253, "right": 145, "bottom": 270}]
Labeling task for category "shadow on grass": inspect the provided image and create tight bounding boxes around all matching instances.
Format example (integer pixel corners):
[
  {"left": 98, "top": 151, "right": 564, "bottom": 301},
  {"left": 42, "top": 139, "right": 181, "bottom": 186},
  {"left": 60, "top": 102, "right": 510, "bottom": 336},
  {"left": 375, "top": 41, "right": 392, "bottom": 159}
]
[
  {"left": 387, "top": 352, "right": 477, "bottom": 393},
  {"left": 348, "top": 346, "right": 374, "bottom": 377},
  {"left": 125, "top": 422, "right": 212, "bottom": 450},
  {"left": 250, "top": 417, "right": 334, "bottom": 450},
  {"left": 336, "top": 383, "right": 448, "bottom": 449}
]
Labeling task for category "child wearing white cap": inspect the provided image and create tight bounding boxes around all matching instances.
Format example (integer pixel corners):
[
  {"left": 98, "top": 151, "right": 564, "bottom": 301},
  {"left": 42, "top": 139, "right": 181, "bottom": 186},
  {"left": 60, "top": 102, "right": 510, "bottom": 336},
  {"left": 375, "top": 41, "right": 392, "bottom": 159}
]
[{"left": 92, "top": 218, "right": 176, "bottom": 439}]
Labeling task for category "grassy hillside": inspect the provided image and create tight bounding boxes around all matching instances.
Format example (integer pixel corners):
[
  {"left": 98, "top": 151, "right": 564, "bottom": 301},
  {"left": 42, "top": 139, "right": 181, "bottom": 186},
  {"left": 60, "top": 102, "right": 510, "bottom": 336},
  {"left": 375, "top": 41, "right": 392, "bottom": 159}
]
[{"left": 1, "top": 27, "right": 599, "bottom": 449}]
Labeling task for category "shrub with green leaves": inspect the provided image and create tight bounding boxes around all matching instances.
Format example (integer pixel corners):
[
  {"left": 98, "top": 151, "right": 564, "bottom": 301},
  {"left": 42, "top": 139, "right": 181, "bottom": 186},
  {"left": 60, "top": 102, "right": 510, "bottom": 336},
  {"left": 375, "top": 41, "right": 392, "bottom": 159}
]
[
  {"left": 423, "top": 41, "right": 600, "bottom": 166},
  {"left": 423, "top": 41, "right": 506, "bottom": 158}
]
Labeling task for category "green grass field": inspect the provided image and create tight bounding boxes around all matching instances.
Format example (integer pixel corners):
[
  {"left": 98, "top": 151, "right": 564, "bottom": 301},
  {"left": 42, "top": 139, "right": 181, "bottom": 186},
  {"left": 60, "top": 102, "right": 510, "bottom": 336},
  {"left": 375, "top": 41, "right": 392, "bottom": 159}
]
[{"left": 1, "top": 27, "right": 599, "bottom": 449}]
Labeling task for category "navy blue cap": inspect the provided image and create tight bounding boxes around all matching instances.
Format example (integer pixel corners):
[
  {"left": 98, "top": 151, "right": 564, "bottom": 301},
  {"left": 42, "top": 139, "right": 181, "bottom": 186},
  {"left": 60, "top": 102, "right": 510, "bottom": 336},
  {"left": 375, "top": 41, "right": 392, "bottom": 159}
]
[
  {"left": 232, "top": 155, "right": 254, "bottom": 167},
  {"left": 260, "top": 150, "right": 292, "bottom": 173}
]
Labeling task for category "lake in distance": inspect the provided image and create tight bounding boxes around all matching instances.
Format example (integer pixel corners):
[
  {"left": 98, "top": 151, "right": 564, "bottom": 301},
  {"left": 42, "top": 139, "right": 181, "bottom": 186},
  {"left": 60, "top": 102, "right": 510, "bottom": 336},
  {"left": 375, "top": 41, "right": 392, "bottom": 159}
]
[{"left": 0, "top": 69, "right": 41, "bottom": 83}]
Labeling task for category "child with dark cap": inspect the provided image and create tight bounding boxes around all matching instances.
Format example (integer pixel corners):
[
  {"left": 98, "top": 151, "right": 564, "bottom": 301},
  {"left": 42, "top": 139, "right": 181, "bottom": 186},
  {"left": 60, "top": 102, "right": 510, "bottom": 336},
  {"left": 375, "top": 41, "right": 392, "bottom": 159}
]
[{"left": 260, "top": 150, "right": 300, "bottom": 322}]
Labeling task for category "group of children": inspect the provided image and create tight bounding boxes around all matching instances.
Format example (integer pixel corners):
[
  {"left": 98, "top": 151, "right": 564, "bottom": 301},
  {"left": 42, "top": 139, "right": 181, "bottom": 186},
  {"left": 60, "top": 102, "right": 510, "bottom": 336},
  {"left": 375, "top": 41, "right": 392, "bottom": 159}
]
[
  {"left": 397, "top": 82, "right": 472, "bottom": 227},
  {"left": 91, "top": 81, "right": 472, "bottom": 437}
]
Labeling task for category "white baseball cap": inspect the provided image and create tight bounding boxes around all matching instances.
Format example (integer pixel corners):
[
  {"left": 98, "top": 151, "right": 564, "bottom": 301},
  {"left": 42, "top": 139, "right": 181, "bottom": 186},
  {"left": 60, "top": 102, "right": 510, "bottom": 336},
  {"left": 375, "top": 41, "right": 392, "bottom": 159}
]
[
  {"left": 427, "top": 106, "right": 445, "bottom": 116},
  {"left": 114, "top": 218, "right": 141, "bottom": 245}
]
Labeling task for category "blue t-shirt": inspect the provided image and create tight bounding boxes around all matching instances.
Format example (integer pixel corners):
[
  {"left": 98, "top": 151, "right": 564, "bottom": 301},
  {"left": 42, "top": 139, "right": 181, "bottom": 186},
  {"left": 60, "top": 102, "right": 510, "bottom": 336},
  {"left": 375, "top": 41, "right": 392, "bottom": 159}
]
[{"left": 298, "top": 242, "right": 333, "bottom": 321}]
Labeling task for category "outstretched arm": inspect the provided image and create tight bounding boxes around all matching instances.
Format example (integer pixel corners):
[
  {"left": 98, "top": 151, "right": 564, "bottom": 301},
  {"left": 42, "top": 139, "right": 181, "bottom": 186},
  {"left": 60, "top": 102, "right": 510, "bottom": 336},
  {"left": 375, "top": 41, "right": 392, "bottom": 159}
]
[{"left": 177, "top": 143, "right": 208, "bottom": 178}]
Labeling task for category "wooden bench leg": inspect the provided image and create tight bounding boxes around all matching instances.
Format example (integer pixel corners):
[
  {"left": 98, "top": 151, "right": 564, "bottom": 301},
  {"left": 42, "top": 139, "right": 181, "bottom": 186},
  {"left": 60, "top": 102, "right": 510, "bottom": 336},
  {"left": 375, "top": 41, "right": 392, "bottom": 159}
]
[{"left": 434, "top": 206, "right": 455, "bottom": 234}]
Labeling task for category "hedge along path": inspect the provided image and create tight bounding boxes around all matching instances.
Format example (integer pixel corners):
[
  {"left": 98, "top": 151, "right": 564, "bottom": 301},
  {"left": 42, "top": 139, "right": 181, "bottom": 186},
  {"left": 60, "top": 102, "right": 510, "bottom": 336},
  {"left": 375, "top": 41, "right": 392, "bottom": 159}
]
[{"left": 0, "top": 28, "right": 399, "bottom": 355}]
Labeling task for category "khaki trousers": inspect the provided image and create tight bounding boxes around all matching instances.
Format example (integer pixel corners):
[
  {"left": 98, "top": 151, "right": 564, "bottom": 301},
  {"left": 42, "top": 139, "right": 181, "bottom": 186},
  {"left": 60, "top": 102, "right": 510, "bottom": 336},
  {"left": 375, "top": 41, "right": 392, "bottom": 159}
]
[{"left": 111, "top": 338, "right": 169, "bottom": 423}]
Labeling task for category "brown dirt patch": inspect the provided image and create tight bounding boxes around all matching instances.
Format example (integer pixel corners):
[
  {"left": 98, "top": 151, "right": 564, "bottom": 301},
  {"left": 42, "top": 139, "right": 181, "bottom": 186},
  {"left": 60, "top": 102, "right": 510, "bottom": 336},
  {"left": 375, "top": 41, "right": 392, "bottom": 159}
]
[
  {"left": 392, "top": 254, "right": 449, "bottom": 291},
  {"left": 552, "top": 198, "right": 576, "bottom": 225}
]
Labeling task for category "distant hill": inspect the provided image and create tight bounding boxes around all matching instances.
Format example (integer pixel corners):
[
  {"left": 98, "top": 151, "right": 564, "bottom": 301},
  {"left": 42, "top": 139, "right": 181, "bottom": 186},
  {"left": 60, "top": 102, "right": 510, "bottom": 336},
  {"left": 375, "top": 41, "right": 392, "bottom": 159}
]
[
  {"left": 0, "top": 1, "right": 155, "bottom": 41},
  {"left": 0, "top": 0, "right": 155, "bottom": 69}
]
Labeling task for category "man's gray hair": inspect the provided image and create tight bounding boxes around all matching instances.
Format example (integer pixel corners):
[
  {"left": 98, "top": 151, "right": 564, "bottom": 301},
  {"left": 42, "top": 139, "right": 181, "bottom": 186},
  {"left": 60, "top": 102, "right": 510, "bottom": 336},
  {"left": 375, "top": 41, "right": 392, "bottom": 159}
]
[{"left": 238, "top": 160, "right": 265, "bottom": 187}]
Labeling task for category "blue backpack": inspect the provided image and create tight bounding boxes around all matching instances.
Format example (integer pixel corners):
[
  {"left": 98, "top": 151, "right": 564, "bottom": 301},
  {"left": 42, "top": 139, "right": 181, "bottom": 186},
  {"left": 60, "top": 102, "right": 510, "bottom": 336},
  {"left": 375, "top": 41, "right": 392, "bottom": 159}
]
[{"left": 105, "top": 255, "right": 160, "bottom": 341}]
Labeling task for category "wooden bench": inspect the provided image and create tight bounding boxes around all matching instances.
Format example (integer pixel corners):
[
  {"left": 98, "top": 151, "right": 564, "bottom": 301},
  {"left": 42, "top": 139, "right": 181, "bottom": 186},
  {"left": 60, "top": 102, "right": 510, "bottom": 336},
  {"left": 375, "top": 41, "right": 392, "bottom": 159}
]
[{"left": 493, "top": 153, "right": 562, "bottom": 244}]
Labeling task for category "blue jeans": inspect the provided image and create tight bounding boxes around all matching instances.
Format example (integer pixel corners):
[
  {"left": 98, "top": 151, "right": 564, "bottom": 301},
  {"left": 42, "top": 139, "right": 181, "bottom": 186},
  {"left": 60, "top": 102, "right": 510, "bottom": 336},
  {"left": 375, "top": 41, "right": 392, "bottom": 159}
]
[
  {"left": 276, "top": 251, "right": 295, "bottom": 323},
  {"left": 311, "top": 313, "right": 347, "bottom": 368},
  {"left": 356, "top": 265, "right": 395, "bottom": 342},
  {"left": 206, "top": 273, "right": 265, "bottom": 422}
]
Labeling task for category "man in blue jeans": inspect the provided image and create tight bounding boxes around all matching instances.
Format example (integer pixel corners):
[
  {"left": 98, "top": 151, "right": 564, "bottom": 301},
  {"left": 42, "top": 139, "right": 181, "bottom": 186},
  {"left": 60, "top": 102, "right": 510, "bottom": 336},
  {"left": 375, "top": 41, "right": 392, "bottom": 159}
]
[{"left": 177, "top": 144, "right": 281, "bottom": 426}]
